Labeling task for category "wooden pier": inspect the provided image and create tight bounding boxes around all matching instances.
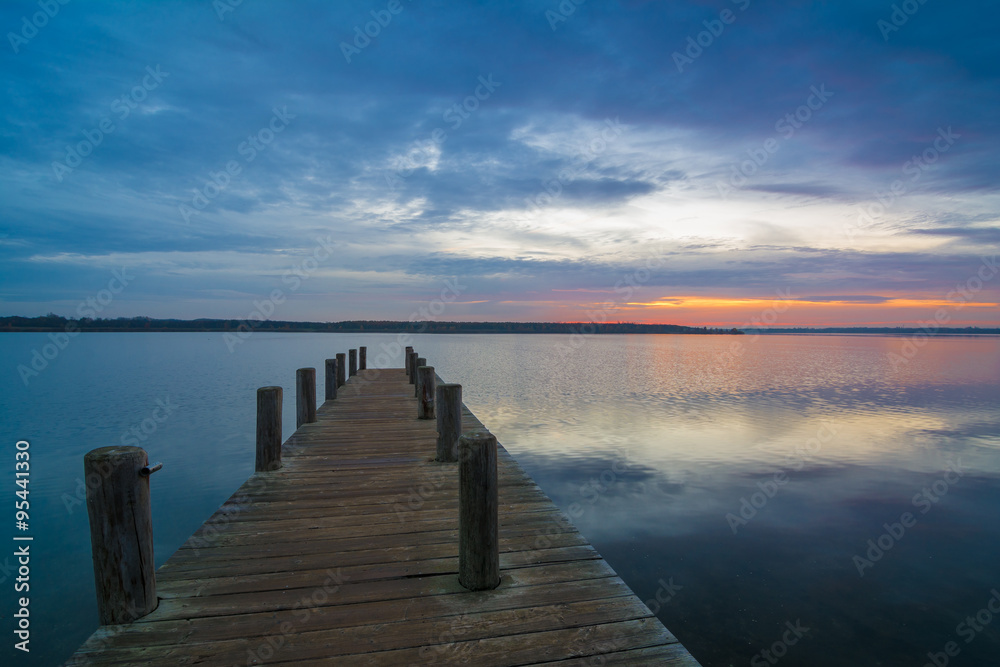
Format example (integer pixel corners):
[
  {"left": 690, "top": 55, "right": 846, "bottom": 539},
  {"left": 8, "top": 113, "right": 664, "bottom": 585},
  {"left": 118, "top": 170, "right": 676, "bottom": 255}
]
[{"left": 69, "top": 359, "right": 701, "bottom": 665}]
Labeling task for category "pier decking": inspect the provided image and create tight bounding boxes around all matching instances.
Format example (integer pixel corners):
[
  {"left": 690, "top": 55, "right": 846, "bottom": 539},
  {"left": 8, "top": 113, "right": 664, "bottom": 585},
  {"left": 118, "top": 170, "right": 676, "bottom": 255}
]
[{"left": 69, "top": 367, "right": 700, "bottom": 665}]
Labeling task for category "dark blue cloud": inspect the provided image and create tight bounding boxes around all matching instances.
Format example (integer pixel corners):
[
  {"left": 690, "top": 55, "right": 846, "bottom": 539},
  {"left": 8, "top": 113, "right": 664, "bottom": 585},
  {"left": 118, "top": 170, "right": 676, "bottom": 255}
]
[{"left": 1, "top": 0, "right": 997, "bottom": 319}]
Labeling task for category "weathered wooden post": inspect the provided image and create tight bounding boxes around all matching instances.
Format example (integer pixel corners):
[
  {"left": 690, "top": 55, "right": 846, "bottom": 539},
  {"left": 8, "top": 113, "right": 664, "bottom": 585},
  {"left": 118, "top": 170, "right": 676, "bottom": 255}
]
[
  {"left": 256, "top": 386, "right": 283, "bottom": 472},
  {"left": 458, "top": 430, "right": 500, "bottom": 591},
  {"left": 84, "top": 446, "right": 159, "bottom": 624},
  {"left": 404, "top": 346, "right": 413, "bottom": 376},
  {"left": 408, "top": 351, "right": 418, "bottom": 382},
  {"left": 414, "top": 357, "right": 426, "bottom": 396},
  {"left": 359, "top": 346, "right": 367, "bottom": 370},
  {"left": 436, "top": 383, "right": 462, "bottom": 462},
  {"left": 349, "top": 349, "right": 358, "bottom": 377},
  {"left": 417, "top": 366, "right": 435, "bottom": 419},
  {"left": 336, "top": 353, "right": 347, "bottom": 387},
  {"left": 325, "top": 359, "right": 337, "bottom": 401},
  {"left": 296, "top": 367, "right": 316, "bottom": 428}
]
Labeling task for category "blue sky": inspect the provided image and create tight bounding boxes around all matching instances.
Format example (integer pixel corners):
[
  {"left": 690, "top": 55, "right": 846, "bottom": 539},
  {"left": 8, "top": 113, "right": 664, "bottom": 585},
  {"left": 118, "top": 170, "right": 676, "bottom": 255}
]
[{"left": 2, "top": 0, "right": 998, "bottom": 326}]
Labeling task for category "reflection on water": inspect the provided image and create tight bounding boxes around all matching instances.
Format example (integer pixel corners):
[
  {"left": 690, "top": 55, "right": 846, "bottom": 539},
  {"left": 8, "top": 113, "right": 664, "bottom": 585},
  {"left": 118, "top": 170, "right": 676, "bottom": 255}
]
[{"left": 1, "top": 332, "right": 997, "bottom": 665}]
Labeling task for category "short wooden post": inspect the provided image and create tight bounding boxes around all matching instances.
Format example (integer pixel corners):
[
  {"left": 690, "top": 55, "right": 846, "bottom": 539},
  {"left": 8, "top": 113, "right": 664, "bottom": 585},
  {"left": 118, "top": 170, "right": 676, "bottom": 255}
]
[
  {"left": 408, "top": 351, "right": 418, "bottom": 382},
  {"left": 336, "top": 353, "right": 346, "bottom": 387},
  {"left": 414, "top": 357, "right": 426, "bottom": 396},
  {"left": 404, "top": 346, "right": 413, "bottom": 376},
  {"left": 296, "top": 367, "right": 316, "bottom": 428},
  {"left": 84, "top": 446, "right": 158, "bottom": 624},
  {"left": 436, "top": 383, "right": 462, "bottom": 462},
  {"left": 256, "top": 386, "right": 283, "bottom": 472},
  {"left": 325, "top": 359, "right": 337, "bottom": 401},
  {"left": 349, "top": 349, "right": 358, "bottom": 377},
  {"left": 359, "top": 346, "right": 367, "bottom": 370},
  {"left": 417, "top": 366, "right": 435, "bottom": 419},
  {"left": 458, "top": 430, "right": 500, "bottom": 591}
]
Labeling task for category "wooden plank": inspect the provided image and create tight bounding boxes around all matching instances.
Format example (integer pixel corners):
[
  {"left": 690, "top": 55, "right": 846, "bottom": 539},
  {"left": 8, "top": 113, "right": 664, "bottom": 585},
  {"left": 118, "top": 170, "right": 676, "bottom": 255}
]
[{"left": 68, "top": 367, "right": 701, "bottom": 665}]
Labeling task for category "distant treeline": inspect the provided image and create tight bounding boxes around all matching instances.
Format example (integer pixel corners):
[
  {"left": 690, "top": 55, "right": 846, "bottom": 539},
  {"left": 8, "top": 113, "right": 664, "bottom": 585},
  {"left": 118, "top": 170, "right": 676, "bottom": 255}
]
[
  {"left": 0, "top": 314, "right": 743, "bottom": 335},
  {"left": 748, "top": 326, "right": 1000, "bottom": 335}
]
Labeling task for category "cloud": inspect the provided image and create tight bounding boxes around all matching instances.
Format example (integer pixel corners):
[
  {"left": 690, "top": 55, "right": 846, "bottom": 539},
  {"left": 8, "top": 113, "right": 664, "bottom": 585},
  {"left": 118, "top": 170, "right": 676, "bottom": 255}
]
[{"left": 0, "top": 0, "right": 997, "bottom": 323}]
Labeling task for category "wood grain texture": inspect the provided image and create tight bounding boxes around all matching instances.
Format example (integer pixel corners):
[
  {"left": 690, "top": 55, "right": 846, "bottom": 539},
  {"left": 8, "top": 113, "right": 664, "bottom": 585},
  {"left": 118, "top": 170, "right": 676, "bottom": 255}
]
[
  {"left": 69, "top": 369, "right": 702, "bottom": 666},
  {"left": 436, "top": 383, "right": 462, "bottom": 462},
  {"left": 417, "top": 365, "right": 436, "bottom": 419},
  {"left": 336, "top": 352, "right": 346, "bottom": 387},
  {"left": 459, "top": 429, "right": 500, "bottom": 591},
  {"left": 83, "top": 446, "right": 157, "bottom": 625},
  {"left": 255, "top": 386, "right": 282, "bottom": 472},
  {"left": 415, "top": 357, "right": 426, "bottom": 397},
  {"left": 324, "top": 358, "right": 337, "bottom": 401},
  {"left": 295, "top": 367, "right": 316, "bottom": 428}
]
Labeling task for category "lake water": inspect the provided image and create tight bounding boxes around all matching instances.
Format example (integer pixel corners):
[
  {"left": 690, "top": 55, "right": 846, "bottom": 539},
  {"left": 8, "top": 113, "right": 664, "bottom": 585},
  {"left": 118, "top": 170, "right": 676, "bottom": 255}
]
[{"left": 2, "top": 332, "right": 998, "bottom": 666}]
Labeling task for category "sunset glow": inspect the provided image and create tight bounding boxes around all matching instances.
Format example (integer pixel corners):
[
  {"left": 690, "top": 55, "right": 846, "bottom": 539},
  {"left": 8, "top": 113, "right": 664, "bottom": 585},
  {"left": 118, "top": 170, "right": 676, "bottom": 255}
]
[{"left": 1, "top": 2, "right": 997, "bottom": 328}]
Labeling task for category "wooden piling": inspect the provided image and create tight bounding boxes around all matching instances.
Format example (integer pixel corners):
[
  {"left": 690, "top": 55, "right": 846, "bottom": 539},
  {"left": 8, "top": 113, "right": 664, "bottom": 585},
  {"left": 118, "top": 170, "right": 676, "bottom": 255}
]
[
  {"left": 349, "top": 349, "right": 357, "bottom": 377},
  {"left": 324, "top": 359, "right": 337, "bottom": 401},
  {"left": 414, "top": 357, "right": 426, "bottom": 397},
  {"left": 435, "top": 383, "right": 462, "bottom": 462},
  {"left": 359, "top": 346, "right": 367, "bottom": 370},
  {"left": 84, "top": 446, "right": 158, "bottom": 625},
  {"left": 458, "top": 429, "right": 500, "bottom": 591},
  {"left": 336, "top": 353, "right": 346, "bottom": 388},
  {"left": 404, "top": 346, "right": 413, "bottom": 376},
  {"left": 408, "top": 352, "right": 419, "bottom": 384},
  {"left": 255, "top": 386, "right": 282, "bottom": 472},
  {"left": 296, "top": 367, "right": 316, "bottom": 428},
  {"left": 417, "top": 365, "right": 435, "bottom": 419}
]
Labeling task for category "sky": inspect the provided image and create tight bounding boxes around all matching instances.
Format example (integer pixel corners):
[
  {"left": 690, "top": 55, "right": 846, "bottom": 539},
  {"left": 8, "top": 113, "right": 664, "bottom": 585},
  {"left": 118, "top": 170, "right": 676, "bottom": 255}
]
[{"left": 1, "top": 0, "right": 998, "bottom": 327}]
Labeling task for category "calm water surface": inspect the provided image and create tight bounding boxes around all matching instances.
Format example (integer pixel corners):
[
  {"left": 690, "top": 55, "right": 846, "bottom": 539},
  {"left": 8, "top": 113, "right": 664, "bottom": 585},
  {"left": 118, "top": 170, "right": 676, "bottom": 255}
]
[{"left": 1, "top": 332, "right": 998, "bottom": 666}]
